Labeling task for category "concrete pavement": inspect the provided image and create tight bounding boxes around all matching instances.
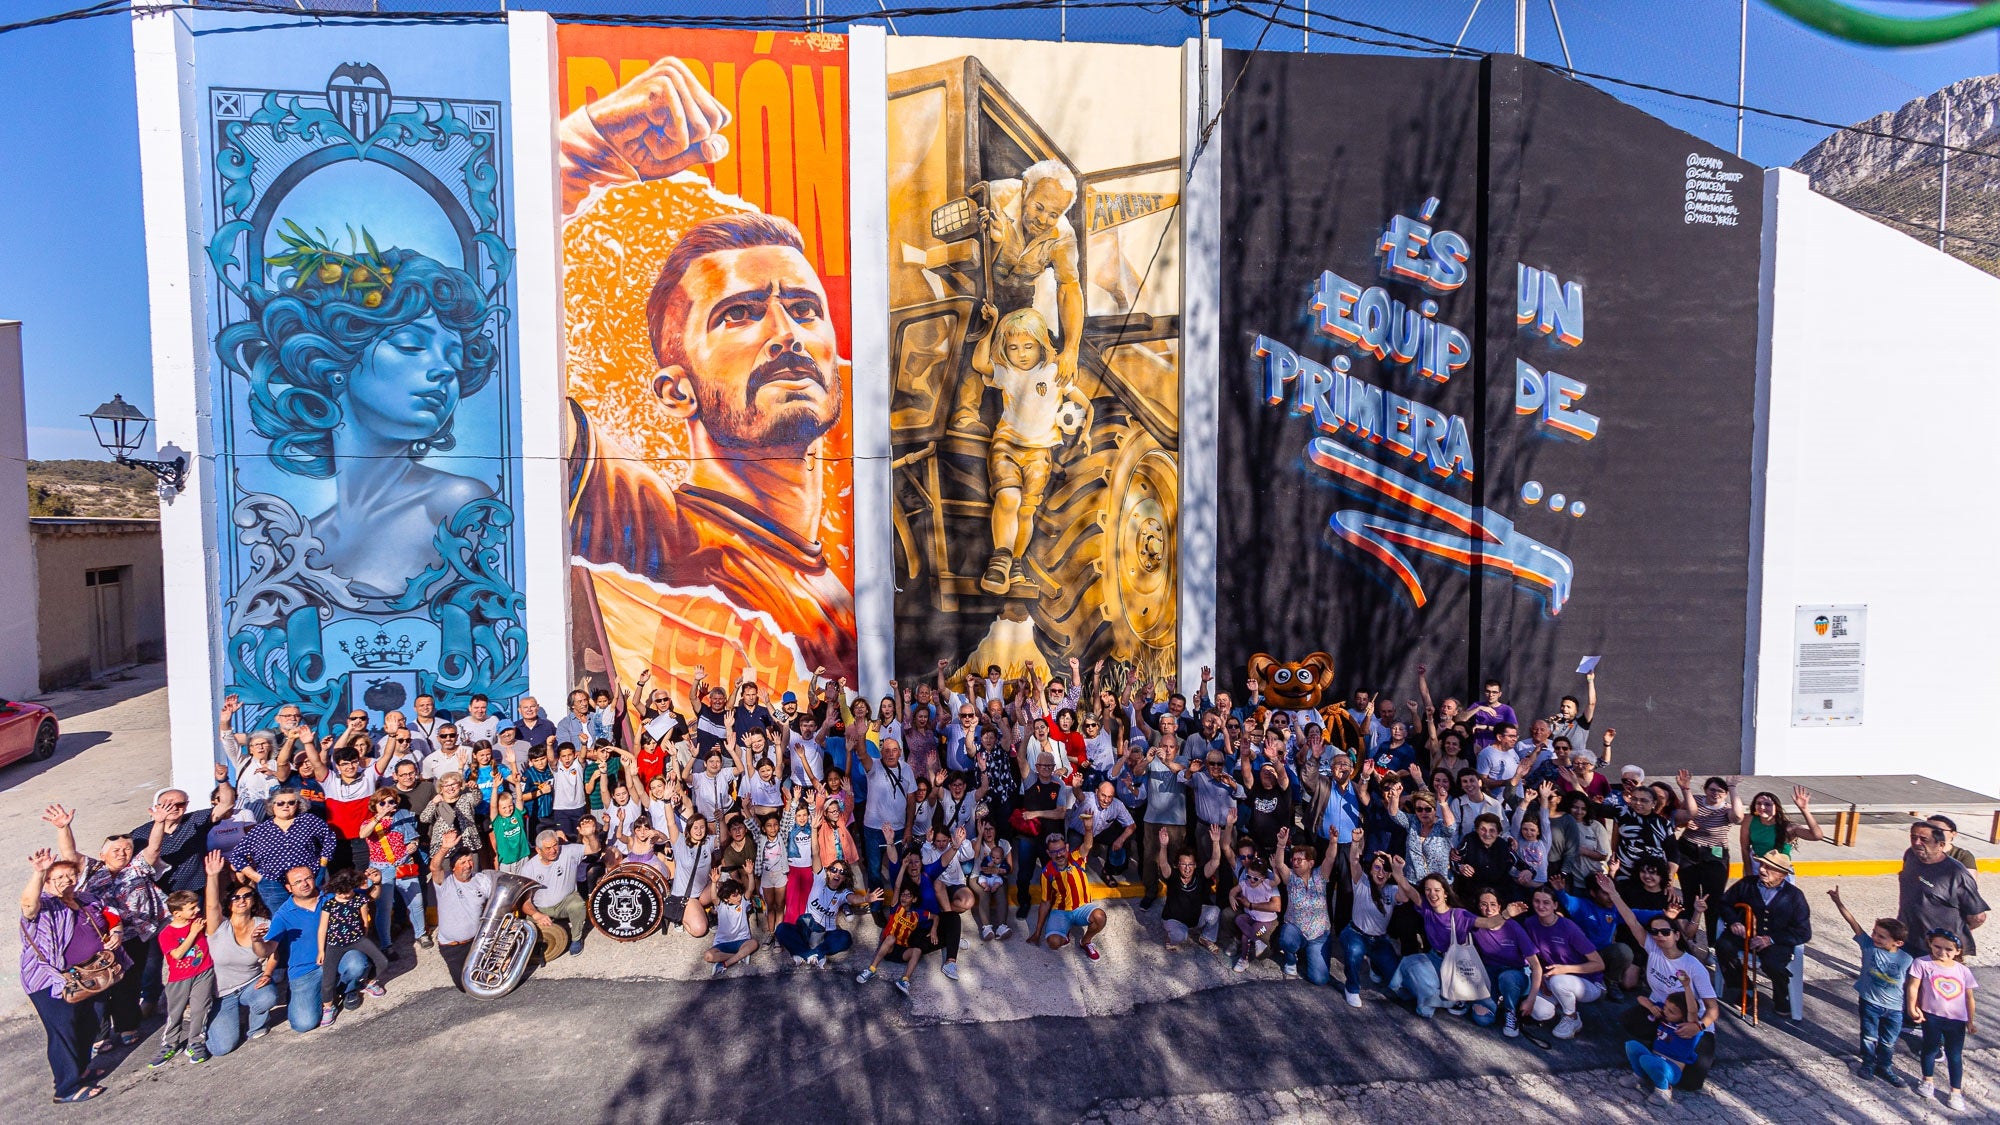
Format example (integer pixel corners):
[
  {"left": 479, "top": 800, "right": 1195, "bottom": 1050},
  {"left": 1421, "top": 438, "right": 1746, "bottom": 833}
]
[{"left": 2, "top": 669, "right": 1994, "bottom": 1123}]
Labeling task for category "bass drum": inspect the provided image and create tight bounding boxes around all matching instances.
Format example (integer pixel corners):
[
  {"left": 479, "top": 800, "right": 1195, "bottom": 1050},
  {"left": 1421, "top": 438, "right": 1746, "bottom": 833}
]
[{"left": 588, "top": 862, "right": 670, "bottom": 942}]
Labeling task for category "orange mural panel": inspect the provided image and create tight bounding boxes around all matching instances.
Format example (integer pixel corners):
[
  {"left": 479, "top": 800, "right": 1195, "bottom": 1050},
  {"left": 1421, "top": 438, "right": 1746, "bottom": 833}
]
[{"left": 557, "top": 25, "right": 854, "bottom": 712}]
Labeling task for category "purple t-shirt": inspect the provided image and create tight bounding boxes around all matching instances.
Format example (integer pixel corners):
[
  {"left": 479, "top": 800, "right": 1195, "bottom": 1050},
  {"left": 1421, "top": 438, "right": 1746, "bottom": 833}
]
[
  {"left": 1469, "top": 702, "right": 1519, "bottom": 747},
  {"left": 1529, "top": 916, "right": 1603, "bottom": 982},
  {"left": 1472, "top": 918, "right": 1535, "bottom": 969},
  {"left": 1420, "top": 905, "right": 1476, "bottom": 952}
]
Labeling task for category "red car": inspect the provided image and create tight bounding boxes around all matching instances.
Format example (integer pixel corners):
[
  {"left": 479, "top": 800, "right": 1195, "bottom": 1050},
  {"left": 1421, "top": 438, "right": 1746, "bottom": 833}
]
[{"left": 0, "top": 698, "right": 60, "bottom": 768}]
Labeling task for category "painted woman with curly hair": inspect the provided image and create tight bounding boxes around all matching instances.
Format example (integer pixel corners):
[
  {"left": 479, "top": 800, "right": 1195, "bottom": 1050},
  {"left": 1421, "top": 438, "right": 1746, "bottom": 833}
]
[{"left": 218, "top": 241, "right": 502, "bottom": 597}]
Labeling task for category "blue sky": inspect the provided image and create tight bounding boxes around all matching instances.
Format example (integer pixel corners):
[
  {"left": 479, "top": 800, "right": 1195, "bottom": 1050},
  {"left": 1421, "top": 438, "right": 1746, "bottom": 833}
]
[{"left": 2, "top": 0, "right": 1993, "bottom": 460}]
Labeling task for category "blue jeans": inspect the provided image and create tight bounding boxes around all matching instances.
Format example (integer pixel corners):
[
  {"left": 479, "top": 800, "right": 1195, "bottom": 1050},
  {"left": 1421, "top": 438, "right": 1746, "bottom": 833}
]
[
  {"left": 1389, "top": 951, "right": 1444, "bottom": 1017},
  {"left": 1338, "top": 926, "right": 1402, "bottom": 997},
  {"left": 370, "top": 863, "right": 426, "bottom": 946},
  {"left": 862, "top": 826, "right": 892, "bottom": 893},
  {"left": 1860, "top": 999, "right": 1903, "bottom": 1071},
  {"left": 206, "top": 979, "right": 280, "bottom": 1057},
  {"left": 1471, "top": 966, "right": 1530, "bottom": 1026},
  {"left": 1277, "top": 924, "right": 1331, "bottom": 985},
  {"left": 287, "top": 951, "right": 368, "bottom": 1032},
  {"left": 774, "top": 918, "right": 855, "bottom": 960},
  {"left": 255, "top": 876, "right": 290, "bottom": 917},
  {"left": 1626, "top": 1040, "right": 1684, "bottom": 1091}
]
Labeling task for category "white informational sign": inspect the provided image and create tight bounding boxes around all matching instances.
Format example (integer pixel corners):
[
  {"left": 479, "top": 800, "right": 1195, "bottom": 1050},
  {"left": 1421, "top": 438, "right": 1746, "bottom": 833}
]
[{"left": 1792, "top": 605, "right": 1866, "bottom": 726}]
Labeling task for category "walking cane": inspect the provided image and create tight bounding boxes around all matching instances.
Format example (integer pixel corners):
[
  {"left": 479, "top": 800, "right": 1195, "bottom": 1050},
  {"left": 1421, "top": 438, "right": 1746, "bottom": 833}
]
[{"left": 1737, "top": 903, "right": 1759, "bottom": 1026}]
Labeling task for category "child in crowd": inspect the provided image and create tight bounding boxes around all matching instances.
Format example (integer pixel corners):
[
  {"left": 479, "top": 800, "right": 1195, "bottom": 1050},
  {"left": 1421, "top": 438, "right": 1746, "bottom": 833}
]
[
  {"left": 490, "top": 790, "right": 531, "bottom": 874},
  {"left": 151, "top": 890, "right": 216, "bottom": 1067},
  {"left": 855, "top": 884, "right": 937, "bottom": 997},
  {"left": 1907, "top": 925, "right": 1978, "bottom": 1110},
  {"left": 1624, "top": 968, "right": 1708, "bottom": 1105},
  {"left": 704, "top": 880, "right": 760, "bottom": 978},
  {"left": 317, "top": 868, "right": 389, "bottom": 1021},
  {"left": 1826, "top": 886, "right": 1912, "bottom": 1086}
]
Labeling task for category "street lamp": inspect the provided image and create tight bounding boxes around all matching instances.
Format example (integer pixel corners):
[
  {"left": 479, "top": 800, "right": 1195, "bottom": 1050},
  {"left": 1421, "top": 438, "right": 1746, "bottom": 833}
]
[{"left": 83, "top": 394, "right": 186, "bottom": 493}]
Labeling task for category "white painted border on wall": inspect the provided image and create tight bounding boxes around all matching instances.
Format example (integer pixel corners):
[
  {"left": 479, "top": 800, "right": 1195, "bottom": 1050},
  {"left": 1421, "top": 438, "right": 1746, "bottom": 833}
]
[
  {"left": 509, "top": 11, "right": 573, "bottom": 709},
  {"left": 0, "top": 323, "right": 36, "bottom": 701},
  {"left": 1178, "top": 36, "right": 1221, "bottom": 690},
  {"left": 1749, "top": 167, "right": 2000, "bottom": 797},
  {"left": 850, "top": 24, "right": 895, "bottom": 694},
  {"left": 133, "top": 0, "right": 223, "bottom": 797}
]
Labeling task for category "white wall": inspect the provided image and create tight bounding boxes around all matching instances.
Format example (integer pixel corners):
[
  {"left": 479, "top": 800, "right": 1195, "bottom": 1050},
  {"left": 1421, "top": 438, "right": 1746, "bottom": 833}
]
[
  {"left": 1750, "top": 168, "right": 2000, "bottom": 796},
  {"left": 0, "top": 322, "right": 37, "bottom": 700}
]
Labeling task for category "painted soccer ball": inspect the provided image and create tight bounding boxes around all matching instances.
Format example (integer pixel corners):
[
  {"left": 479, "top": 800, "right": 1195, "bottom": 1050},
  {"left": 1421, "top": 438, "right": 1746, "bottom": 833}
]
[{"left": 1055, "top": 400, "right": 1086, "bottom": 436}]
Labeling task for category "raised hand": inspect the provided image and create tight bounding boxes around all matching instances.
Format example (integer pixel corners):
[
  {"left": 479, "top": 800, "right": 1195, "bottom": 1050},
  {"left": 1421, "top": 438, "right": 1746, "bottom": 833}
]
[
  {"left": 1675, "top": 769, "right": 1692, "bottom": 791},
  {"left": 440, "top": 828, "right": 462, "bottom": 851},
  {"left": 150, "top": 801, "right": 175, "bottom": 824},
  {"left": 1827, "top": 885, "right": 1844, "bottom": 904},
  {"left": 29, "top": 847, "right": 56, "bottom": 873},
  {"left": 204, "top": 850, "right": 226, "bottom": 877},
  {"left": 1792, "top": 785, "right": 1813, "bottom": 809},
  {"left": 39, "top": 804, "right": 73, "bottom": 829}
]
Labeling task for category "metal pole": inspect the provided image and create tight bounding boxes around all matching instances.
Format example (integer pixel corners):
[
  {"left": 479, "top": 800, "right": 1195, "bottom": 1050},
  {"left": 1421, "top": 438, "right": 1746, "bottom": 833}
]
[
  {"left": 1940, "top": 97, "right": 1951, "bottom": 252},
  {"left": 1453, "top": 0, "right": 1485, "bottom": 56},
  {"left": 1736, "top": 0, "right": 1749, "bottom": 156},
  {"left": 1304, "top": 0, "right": 1310, "bottom": 52},
  {"left": 1199, "top": 0, "right": 1211, "bottom": 127},
  {"left": 1546, "top": 0, "right": 1574, "bottom": 68},
  {"left": 1515, "top": 0, "right": 1527, "bottom": 54},
  {"left": 1061, "top": 0, "right": 1067, "bottom": 42}
]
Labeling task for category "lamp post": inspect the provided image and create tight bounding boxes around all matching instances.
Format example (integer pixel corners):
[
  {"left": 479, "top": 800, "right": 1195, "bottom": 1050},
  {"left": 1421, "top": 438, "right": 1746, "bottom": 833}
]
[{"left": 83, "top": 394, "right": 187, "bottom": 493}]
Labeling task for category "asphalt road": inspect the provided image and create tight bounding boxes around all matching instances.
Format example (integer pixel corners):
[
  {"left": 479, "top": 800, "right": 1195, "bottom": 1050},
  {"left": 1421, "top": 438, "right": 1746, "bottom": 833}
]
[{"left": 3, "top": 947, "right": 1942, "bottom": 1125}]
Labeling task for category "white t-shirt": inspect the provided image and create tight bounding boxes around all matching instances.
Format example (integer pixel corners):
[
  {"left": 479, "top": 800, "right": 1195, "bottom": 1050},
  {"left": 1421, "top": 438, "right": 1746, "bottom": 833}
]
[
  {"left": 1084, "top": 729, "right": 1118, "bottom": 771},
  {"left": 422, "top": 750, "right": 471, "bottom": 782},
  {"left": 321, "top": 767, "right": 382, "bottom": 803},
  {"left": 987, "top": 358, "right": 1065, "bottom": 448},
  {"left": 671, "top": 835, "right": 714, "bottom": 898},
  {"left": 714, "top": 898, "right": 752, "bottom": 945},
  {"left": 863, "top": 760, "right": 916, "bottom": 831},
  {"left": 744, "top": 773, "right": 784, "bottom": 808},
  {"left": 921, "top": 840, "right": 973, "bottom": 887},
  {"left": 551, "top": 761, "right": 586, "bottom": 810},
  {"left": 457, "top": 715, "right": 501, "bottom": 747},
  {"left": 606, "top": 801, "right": 643, "bottom": 841},
  {"left": 803, "top": 872, "right": 852, "bottom": 930},
  {"left": 518, "top": 843, "right": 586, "bottom": 910},
  {"left": 1476, "top": 744, "right": 1522, "bottom": 785},
  {"left": 236, "top": 757, "right": 283, "bottom": 807},
  {"left": 1643, "top": 937, "right": 1718, "bottom": 1006},
  {"left": 789, "top": 735, "right": 825, "bottom": 787},
  {"left": 1348, "top": 878, "right": 1401, "bottom": 937},
  {"left": 435, "top": 870, "right": 495, "bottom": 944},
  {"left": 691, "top": 768, "right": 738, "bottom": 820}
]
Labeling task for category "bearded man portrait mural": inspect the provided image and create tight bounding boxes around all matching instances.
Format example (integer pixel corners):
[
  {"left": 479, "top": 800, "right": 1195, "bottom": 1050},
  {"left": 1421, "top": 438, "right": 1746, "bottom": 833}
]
[{"left": 559, "top": 26, "right": 857, "bottom": 702}]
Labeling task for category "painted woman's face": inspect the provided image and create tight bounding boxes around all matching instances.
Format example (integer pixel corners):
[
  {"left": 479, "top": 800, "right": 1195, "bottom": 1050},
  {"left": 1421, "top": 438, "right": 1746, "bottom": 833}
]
[{"left": 350, "top": 311, "right": 463, "bottom": 442}]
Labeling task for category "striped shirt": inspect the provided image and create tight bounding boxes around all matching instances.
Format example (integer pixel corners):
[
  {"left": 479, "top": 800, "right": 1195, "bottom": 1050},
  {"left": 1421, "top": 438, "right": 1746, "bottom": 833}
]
[
  {"left": 885, "top": 905, "right": 926, "bottom": 946},
  {"left": 1041, "top": 858, "right": 1092, "bottom": 912}
]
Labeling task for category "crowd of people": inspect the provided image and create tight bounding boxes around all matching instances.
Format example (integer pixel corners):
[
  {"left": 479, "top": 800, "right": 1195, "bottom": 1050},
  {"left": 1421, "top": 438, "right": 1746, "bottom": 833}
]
[{"left": 17, "top": 660, "right": 1992, "bottom": 1108}]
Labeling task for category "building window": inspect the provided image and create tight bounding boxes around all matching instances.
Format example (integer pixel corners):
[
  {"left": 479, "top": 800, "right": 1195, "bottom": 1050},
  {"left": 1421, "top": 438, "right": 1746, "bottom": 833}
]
[{"left": 85, "top": 567, "right": 124, "bottom": 588}]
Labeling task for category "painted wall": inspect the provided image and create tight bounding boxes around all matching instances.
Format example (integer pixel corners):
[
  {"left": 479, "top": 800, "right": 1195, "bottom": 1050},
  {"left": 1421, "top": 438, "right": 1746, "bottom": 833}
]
[
  {"left": 556, "top": 24, "right": 858, "bottom": 709},
  {"left": 0, "top": 323, "right": 36, "bottom": 701},
  {"left": 1213, "top": 54, "right": 1763, "bottom": 773},
  {"left": 885, "top": 36, "right": 1183, "bottom": 693},
  {"left": 169, "top": 13, "right": 527, "bottom": 747},
  {"left": 1750, "top": 168, "right": 2000, "bottom": 795}
]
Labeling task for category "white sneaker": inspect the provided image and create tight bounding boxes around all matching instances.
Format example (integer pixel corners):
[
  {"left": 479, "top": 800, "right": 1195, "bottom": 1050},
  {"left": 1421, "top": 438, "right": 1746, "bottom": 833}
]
[
  {"left": 1647, "top": 1089, "right": 1673, "bottom": 1105},
  {"left": 805, "top": 954, "right": 824, "bottom": 968},
  {"left": 1233, "top": 957, "right": 1248, "bottom": 973},
  {"left": 979, "top": 925, "right": 994, "bottom": 940},
  {"left": 1344, "top": 991, "right": 1363, "bottom": 1009},
  {"left": 1948, "top": 1092, "right": 1967, "bottom": 1111},
  {"left": 1918, "top": 1079, "right": 1937, "bottom": 1099},
  {"left": 1552, "top": 1014, "right": 1582, "bottom": 1040},
  {"left": 994, "top": 924, "right": 1012, "bottom": 940},
  {"left": 792, "top": 955, "right": 805, "bottom": 966},
  {"left": 1282, "top": 962, "right": 1298, "bottom": 978},
  {"left": 942, "top": 961, "right": 959, "bottom": 981},
  {"left": 1503, "top": 1009, "right": 1520, "bottom": 1038}
]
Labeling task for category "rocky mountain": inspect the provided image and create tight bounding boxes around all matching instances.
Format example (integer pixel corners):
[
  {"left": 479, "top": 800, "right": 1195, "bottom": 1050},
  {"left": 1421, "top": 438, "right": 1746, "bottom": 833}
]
[{"left": 1792, "top": 74, "right": 2000, "bottom": 276}]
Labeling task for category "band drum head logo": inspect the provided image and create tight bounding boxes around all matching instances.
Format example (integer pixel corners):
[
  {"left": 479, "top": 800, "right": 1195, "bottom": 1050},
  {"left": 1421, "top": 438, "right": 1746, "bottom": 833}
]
[{"left": 588, "top": 867, "right": 666, "bottom": 941}]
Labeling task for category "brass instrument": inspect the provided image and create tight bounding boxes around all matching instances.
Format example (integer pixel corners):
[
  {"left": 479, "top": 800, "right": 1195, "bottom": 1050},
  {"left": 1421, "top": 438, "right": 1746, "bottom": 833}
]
[{"left": 462, "top": 871, "right": 543, "bottom": 1000}]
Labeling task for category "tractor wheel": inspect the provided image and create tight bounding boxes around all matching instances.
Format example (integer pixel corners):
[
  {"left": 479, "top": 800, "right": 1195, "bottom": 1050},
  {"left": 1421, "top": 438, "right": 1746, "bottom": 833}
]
[{"left": 1028, "top": 426, "right": 1177, "bottom": 679}]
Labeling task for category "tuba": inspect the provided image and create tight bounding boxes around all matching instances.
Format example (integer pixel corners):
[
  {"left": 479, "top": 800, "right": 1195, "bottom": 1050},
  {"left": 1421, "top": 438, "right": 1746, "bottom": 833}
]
[{"left": 461, "top": 871, "right": 543, "bottom": 1000}]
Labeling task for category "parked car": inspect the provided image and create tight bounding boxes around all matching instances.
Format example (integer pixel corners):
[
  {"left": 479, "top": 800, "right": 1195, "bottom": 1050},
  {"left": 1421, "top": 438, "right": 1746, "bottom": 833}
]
[{"left": 0, "top": 698, "right": 60, "bottom": 767}]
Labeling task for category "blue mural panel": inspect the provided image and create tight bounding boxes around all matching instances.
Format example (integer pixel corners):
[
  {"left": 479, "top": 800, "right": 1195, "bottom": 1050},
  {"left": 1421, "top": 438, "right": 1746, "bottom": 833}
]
[{"left": 195, "top": 17, "right": 523, "bottom": 736}]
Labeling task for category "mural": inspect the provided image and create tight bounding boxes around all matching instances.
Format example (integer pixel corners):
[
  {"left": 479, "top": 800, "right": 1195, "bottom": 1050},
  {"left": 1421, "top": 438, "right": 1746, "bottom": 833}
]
[
  {"left": 1214, "top": 53, "right": 1762, "bottom": 767},
  {"left": 202, "top": 28, "right": 525, "bottom": 736},
  {"left": 886, "top": 38, "right": 1182, "bottom": 687},
  {"left": 557, "top": 25, "right": 855, "bottom": 705}
]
